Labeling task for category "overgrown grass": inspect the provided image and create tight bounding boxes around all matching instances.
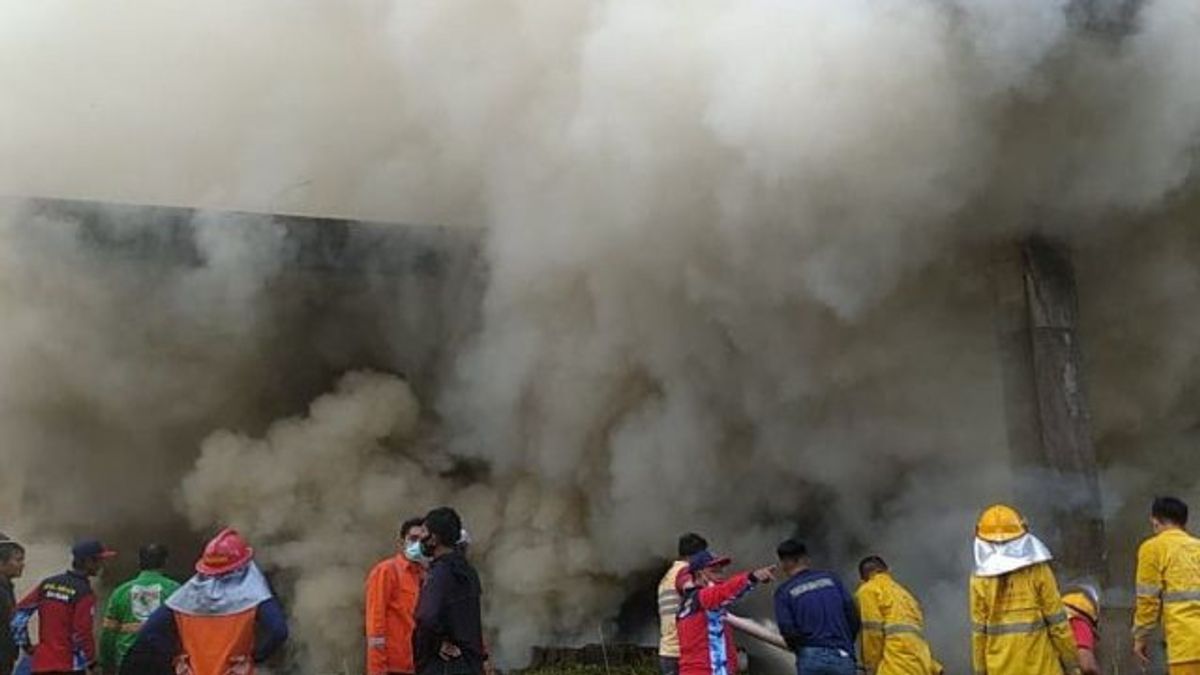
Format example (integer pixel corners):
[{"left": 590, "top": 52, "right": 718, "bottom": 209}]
[{"left": 517, "top": 661, "right": 659, "bottom": 675}]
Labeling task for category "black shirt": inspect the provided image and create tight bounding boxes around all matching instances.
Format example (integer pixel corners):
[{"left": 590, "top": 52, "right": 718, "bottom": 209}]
[
  {"left": 0, "top": 576, "right": 17, "bottom": 670},
  {"left": 413, "top": 552, "right": 484, "bottom": 675}
]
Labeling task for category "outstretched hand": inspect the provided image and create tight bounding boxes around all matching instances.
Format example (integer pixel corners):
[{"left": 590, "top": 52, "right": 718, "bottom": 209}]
[{"left": 750, "top": 565, "right": 778, "bottom": 584}]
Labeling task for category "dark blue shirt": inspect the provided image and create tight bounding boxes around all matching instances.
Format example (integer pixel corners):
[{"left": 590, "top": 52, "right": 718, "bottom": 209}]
[
  {"left": 413, "top": 551, "right": 484, "bottom": 675},
  {"left": 773, "top": 569, "right": 860, "bottom": 656}
]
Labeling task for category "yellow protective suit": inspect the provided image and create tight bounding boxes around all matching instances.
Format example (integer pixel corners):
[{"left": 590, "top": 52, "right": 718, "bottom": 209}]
[
  {"left": 856, "top": 572, "right": 942, "bottom": 675},
  {"left": 1134, "top": 528, "right": 1200, "bottom": 666},
  {"left": 970, "top": 562, "right": 1079, "bottom": 675}
]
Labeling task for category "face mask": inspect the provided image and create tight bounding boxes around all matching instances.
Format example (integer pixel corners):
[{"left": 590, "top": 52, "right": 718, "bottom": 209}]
[
  {"left": 404, "top": 539, "right": 429, "bottom": 564},
  {"left": 420, "top": 536, "right": 437, "bottom": 558}
]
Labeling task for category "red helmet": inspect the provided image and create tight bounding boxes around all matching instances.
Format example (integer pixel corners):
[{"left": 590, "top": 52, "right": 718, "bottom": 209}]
[{"left": 196, "top": 528, "right": 254, "bottom": 576}]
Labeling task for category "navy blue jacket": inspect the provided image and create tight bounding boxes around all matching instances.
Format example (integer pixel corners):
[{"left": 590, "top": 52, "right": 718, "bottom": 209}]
[{"left": 773, "top": 569, "right": 861, "bottom": 655}]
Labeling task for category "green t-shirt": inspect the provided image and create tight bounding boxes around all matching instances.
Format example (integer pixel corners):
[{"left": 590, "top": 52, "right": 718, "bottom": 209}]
[{"left": 100, "top": 570, "right": 181, "bottom": 670}]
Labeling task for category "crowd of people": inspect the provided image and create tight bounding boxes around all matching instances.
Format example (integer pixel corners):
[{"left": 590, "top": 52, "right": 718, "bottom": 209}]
[
  {"left": 0, "top": 506, "right": 483, "bottom": 675},
  {"left": 0, "top": 497, "right": 1197, "bottom": 675},
  {"left": 656, "top": 497, "right": 1200, "bottom": 675}
]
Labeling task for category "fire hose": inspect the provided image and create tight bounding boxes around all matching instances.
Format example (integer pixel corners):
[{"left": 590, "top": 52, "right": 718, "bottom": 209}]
[
  {"left": 724, "top": 615, "right": 868, "bottom": 673},
  {"left": 724, "top": 613, "right": 789, "bottom": 651}
]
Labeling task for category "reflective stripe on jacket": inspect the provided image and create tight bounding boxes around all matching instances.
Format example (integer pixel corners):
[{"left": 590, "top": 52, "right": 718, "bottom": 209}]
[
  {"left": 365, "top": 555, "right": 423, "bottom": 674},
  {"left": 658, "top": 561, "right": 688, "bottom": 658},
  {"left": 1134, "top": 528, "right": 1200, "bottom": 664},
  {"left": 969, "top": 562, "right": 1078, "bottom": 675},
  {"left": 856, "top": 573, "right": 941, "bottom": 675}
]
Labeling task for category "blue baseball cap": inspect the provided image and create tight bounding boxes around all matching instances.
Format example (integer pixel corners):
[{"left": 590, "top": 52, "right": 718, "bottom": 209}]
[
  {"left": 72, "top": 539, "right": 117, "bottom": 561},
  {"left": 688, "top": 550, "right": 732, "bottom": 573}
]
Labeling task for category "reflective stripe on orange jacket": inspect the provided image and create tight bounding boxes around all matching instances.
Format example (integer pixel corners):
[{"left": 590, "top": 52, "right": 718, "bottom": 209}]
[
  {"left": 366, "top": 555, "right": 424, "bottom": 675},
  {"left": 174, "top": 608, "right": 257, "bottom": 675}
]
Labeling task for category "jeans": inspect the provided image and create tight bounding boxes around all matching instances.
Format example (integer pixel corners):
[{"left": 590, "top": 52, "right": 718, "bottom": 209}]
[
  {"left": 796, "top": 646, "right": 856, "bottom": 675},
  {"left": 659, "top": 656, "right": 679, "bottom": 675}
]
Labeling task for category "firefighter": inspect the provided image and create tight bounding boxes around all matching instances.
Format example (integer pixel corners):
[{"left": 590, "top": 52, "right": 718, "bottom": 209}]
[
  {"left": 131, "top": 528, "right": 288, "bottom": 675},
  {"left": 1061, "top": 585, "right": 1100, "bottom": 675},
  {"left": 855, "top": 555, "right": 943, "bottom": 675},
  {"left": 969, "top": 504, "right": 1080, "bottom": 675},
  {"left": 365, "top": 517, "right": 427, "bottom": 675},
  {"left": 1133, "top": 496, "right": 1200, "bottom": 674}
]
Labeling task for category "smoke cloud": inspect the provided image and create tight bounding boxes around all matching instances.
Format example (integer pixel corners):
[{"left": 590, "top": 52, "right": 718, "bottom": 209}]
[{"left": 3, "top": 0, "right": 1200, "bottom": 673}]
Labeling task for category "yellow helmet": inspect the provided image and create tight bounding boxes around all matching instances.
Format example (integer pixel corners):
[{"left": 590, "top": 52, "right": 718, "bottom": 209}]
[
  {"left": 976, "top": 504, "right": 1027, "bottom": 543},
  {"left": 1062, "top": 587, "right": 1100, "bottom": 623}
]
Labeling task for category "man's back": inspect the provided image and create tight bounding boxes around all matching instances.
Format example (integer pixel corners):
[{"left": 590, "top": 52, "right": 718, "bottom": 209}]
[
  {"left": 969, "top": 563, "right": 1076, "bottom": 675},
  {"left": 1134, "top": 528, "right": 1200, "bottom": 664},
  {"left": 129, "top": 567, "right": 289, "bottom": 675},
  {"left": 856, "top": 573, "right": 938, "bottom": 674},
  {"left": 101, "top": 570, "right": 180, "bottom": 672},
  {"left": 774, "top": 569, "right": 858, "bottom": 654},
  {"left": 13, "top": 571, "right": 97, "bottom": 673}
]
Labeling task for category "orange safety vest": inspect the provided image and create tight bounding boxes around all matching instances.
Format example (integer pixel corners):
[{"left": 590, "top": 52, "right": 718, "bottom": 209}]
[{"left": 173, "top": 608, "right": 257, "bottom": 675}]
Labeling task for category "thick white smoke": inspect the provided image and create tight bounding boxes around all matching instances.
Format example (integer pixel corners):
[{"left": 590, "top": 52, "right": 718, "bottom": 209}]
[
  {"left": 3, "top": 0, "right": 1200, "bottom": 673},
  {"left": 179, "top": 371, "right": 439, "bottom": 672}
]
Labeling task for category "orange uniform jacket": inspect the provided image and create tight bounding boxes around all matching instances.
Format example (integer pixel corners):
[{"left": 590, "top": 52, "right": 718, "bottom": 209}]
[{"left": 366, "top": 556, "right": 424, "bottom": 675}]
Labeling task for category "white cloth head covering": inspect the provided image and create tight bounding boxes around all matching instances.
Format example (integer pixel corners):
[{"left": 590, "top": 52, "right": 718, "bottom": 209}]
[
  {"left": 166, "top": 561, "right": 273, "bottom": 616},
  {"left": 973, "top": 532, "right": 1053, "bottom": 577}
]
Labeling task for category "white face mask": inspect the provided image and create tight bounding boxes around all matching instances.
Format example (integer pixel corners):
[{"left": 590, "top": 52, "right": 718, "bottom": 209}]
[{"left": 403, "top": 539, "right": 429, "bottom": 564}]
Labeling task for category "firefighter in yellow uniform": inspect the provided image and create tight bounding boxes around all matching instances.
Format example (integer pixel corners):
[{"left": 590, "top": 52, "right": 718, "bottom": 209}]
[
  {"left": 969, "top": 504, "right": 1080, "bottom": 675},
  {"left": 1133, "top": 496, "right": 1200, "bottom": 674},
  {"left": 855, "top": 555, "right": 943, "bottom": 675}
]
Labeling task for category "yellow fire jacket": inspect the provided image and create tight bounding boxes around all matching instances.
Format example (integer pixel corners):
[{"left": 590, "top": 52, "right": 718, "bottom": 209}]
[
  {"left": 856, "top": 572, "right": 942, "bottom": 675},
  {"left": 970, "top": 562, "right": 1079, "bottom": 675},
  {"left": 1134, "top": 528, "right": 1200, "bottom": 664}
]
